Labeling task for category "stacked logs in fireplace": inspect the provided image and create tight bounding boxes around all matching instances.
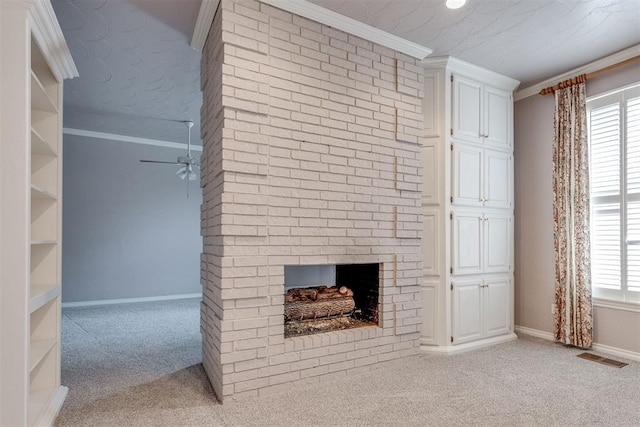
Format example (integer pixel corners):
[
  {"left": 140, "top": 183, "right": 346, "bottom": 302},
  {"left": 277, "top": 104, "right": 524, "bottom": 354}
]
[
  {"left": 283, "top": 264, "right": 380, "bottom": 337},
  {"left": 284, "top": 286, "right": 355, "bottom": 321}
]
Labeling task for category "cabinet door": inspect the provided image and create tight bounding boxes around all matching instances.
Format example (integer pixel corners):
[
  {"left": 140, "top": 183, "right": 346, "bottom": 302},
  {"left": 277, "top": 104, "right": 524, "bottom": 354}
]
[
  {"left": 452, "top": 143, "right": 482, "bottom": 207},
  {"left": 452, "top": 75, "right": 482, "bottom": 144},
  {"left": 452, "top": 279, "right": 483, "bottom": 344},
  {"left": 452, "top": 212, "right": 482, "bottom": 275},
  {"left": 483, "top": 213, "right": 511, "bottom": 273},
  {"left": 483, "top": 85, "right": 511, "bottom": 149},
  {"left": 482, "top": 277, "right": 511, "bottom": 337},
  {"left": 483, "top": 149, "right": 511, "bottom": 209}
]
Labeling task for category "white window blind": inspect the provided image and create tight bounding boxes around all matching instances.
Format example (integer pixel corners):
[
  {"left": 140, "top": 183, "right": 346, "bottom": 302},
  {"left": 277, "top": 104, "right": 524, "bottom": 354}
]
[{"left": 588, "top": 83, "right": 640, "bottom": 303}]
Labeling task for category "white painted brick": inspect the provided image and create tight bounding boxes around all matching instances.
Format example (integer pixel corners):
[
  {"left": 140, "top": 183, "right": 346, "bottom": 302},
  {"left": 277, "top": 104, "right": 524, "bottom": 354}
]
[{"left": 202, "top": 0, "right": 423, "bottom": 400}]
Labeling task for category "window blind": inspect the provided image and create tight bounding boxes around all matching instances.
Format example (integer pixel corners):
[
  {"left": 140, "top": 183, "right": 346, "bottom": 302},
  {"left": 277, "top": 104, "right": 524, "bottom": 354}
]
[{"left": 588, "top": 84, "right": 640, "bottom": 303}]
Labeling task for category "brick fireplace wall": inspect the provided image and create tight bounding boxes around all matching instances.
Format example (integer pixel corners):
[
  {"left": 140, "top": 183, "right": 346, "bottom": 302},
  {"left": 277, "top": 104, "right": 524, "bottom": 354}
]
[{"left": 200, "top": 0, "right": 424, "bottom": 400}]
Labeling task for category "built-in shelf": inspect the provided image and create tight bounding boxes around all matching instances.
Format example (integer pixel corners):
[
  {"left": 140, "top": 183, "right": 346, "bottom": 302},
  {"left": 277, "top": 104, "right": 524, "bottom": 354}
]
[
  {"left": 30, "top": 240, "right": 57, "bottom": 246},
  {"left": 1, "top": 2, "right": 72, "bottom": 424},
  {"left": 30, "top": 284, "right": 60, "bottom": 314},
  {"left": 29, "top": 339, "right": 56, "bottom": 373},
  {"left": 31, "top": 127, "right": 56, "bottom": 156},
  {"left": 30, "top": 71, "right": 57, "bottom": 113},
  {"left": 31, "top": 184, "right": 57, "bottom": 201}
]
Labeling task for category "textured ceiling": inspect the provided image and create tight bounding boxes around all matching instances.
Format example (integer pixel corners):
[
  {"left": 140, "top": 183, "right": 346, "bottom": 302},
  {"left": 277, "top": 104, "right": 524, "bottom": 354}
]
[
  {"left": 53, "top": 0, "right": 639, "bottom": 145},
  {"left": 52, "top": 0, "right": 202, "bottom": 144},
  {"left": 309, "top": 0, "right": 640, "bottom": 87}
]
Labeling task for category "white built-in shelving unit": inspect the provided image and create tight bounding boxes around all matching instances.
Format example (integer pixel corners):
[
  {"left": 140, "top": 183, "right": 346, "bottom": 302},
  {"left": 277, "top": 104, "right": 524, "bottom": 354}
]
[{"left": 0, "top": 1, "right": 77, "bottom": 425}]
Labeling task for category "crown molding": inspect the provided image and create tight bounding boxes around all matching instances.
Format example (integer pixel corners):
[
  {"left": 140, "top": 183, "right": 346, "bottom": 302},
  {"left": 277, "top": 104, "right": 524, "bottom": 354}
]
[
  {"left": 189, "top": 0, "right": 433, "bottom": 59},
  {"left": 515, "top": 44, "right": 640, "bottom": 102},
  {"left": 63, "top": 128, "right": 203, "bottom": 152},
  {"left": 422, "top": 56, "right": 520, "bottom": 92},
  {"left": 190, "top": 0, "right": 220, "bottom": 51},
  {"left": 7, "top": 0, "right": 79, "bottom": 81},
  {"left": 259, "top": 0, "right": 432, "bottom": 60}
]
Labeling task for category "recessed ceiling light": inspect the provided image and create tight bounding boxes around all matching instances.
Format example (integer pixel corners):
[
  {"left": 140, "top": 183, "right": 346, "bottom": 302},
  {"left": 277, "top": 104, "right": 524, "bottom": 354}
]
[{"left": 446, "top": 0, "right": 467, "bottom": 9}]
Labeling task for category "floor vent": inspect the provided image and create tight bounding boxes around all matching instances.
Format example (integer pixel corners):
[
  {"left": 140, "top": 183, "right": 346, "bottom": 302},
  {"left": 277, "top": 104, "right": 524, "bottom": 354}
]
[{"left": 577, "top": 352, "right": 628, "bottom": 368}]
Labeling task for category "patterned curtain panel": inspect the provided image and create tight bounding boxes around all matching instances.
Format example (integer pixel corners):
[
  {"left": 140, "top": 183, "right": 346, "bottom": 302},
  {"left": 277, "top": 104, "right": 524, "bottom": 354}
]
[{"left": 552, "top": 82, "right": 593, "bottom": 348}]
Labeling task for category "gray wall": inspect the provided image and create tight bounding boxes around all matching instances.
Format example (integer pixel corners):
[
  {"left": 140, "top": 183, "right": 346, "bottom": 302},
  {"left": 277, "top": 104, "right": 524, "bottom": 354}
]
[
  {"left": 62, "top": 134, "right": 202, "bottom": 302},
  {"left": 514, "top": 61, "right": 640, "bottom": 353}
]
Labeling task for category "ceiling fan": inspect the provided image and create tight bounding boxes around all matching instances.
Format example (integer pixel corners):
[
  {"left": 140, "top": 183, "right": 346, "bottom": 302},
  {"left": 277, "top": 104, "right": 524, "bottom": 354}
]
[{"left": 140, "top": 120, "right": 200, "bottom": 196}]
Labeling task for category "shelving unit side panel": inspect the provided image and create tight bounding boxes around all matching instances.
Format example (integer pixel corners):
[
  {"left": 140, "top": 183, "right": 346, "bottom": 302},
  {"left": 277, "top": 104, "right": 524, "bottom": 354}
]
[{"left": 0, "top": 6, "right": 33, "bottom": 426}]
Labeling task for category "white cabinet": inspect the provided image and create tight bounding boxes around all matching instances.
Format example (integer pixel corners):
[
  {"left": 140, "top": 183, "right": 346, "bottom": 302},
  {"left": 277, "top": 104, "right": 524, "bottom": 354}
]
[
  {"left": 484, "top": 149, "right": 512, "bottom": 209},
  {"left": 452, "top": 276, "right": 512, "bottom": 344},
  {"left": 451, "top": 211, "right": 512, "bottom": 275},
  {"left": 0, "top": 2, "right": 77, "bottom": 425},
  {"left": 451, "top": 143, "right": 512, "bottom": 209},
  {"left": 484, "top": 85, "right": 511, "bottom": 149},
  {"left": 452, "top": 75, "right": 482, "bottom": 143},
  {"left": 420, "top": 56, "right": 518, "bottom": 352},
  {"left": 452, "top": 74, "right": 511, "bottom": 150},
  {"left": 483, "top": 277, "right": 511, "bottom": 337}
]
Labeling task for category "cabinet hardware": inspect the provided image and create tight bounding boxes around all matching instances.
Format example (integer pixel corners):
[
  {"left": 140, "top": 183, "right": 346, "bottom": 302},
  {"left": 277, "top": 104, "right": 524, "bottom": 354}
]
[
  {"left": 450, "top": 196, "right": 453, "bottom": 203},
  {"left": 451, "top": 75, "right": 453, "bottom": 83},
  {"left": 450, "top": 128, "right": 453, "bottom": 136},
  {"left": 451, "top": 283, "right": 453, "bottom": 291},
  {"left": 450, "top": 143, "right": 453, "bottom": 151},
  {"left": 451, "top": 336, "right": 454, "bottom": 343},
  {"left": 450, "top": 212, "right": 453, "bottom": 220},
  {"left": 450, "top": 267, "right": 453, "bottom": 274}
]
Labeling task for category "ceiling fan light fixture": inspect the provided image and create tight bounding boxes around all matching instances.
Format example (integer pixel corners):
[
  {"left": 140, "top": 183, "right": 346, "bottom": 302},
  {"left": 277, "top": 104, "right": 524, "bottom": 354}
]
[
  {"left": 446, "top": 0, "right": 466, "bottom": 9},
  {"left": 139, "top": 119, "right": 200, "bottom": 196}
]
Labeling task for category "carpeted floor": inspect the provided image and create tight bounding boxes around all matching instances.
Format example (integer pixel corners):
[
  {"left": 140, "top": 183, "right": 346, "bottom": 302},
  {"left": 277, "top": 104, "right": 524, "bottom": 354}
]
[{"left": 57, "top": 298, "right": 640, "bottom": 426}]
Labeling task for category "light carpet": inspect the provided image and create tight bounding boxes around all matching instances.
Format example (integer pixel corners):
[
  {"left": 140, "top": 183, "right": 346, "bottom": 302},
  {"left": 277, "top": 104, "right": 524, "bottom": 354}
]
[{"left": 57, "top": 298, "right": 640, "bottom": 426}]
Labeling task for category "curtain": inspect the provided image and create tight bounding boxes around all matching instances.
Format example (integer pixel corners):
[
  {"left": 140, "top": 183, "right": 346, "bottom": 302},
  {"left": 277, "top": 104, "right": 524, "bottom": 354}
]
[{"left": 552, "top": 81, "right": 593, "bottom": 348}]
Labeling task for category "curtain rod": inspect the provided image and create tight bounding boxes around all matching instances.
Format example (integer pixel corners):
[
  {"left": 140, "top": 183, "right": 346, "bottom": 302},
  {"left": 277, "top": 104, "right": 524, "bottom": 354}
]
[{"left": 539, "top": 55, "right": 640, "bottom": 95}]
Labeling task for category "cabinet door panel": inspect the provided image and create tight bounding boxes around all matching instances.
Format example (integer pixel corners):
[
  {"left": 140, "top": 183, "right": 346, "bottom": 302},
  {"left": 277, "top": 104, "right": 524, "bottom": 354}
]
[
  {"left": 452, "top": 213, "right": 482, "bottom": 275},
  {"left": 484, "top": 149, "right": 511, "bottom": 209},
  {"left": 422, "top": 144, "right": 439, "bottom": 205},
  {"left": 452, "top": 143, "right": 482, "bottom": 207},
  {"left": 452, "top": 279, "right": 482, "bottom": 344},
  {"left": 484, "top": 214, "right": 511, "bottom": 273},
  {"left": 483, "top": 277, "right": 511, "bottom": 337},
  {"left": 452, "top": 75, "right": 482, "bottom": 144},
  {"left": 484, "top": 85, "right": 511, "bottom": 149},
  {"left": 422, "top": 211, "right": 439, "bottom": 276},
  {"left": 421, "top": 282, "right": 438, "bottom": 345}
]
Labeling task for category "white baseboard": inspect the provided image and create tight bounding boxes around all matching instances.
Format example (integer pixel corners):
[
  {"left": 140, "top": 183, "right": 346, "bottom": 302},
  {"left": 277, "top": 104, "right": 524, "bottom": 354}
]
[
  {"left": 420, "top": 332, "right": 518, "bottom": 355},
  {"left": 514, "top": 325, "right": 554, "bottom": 341},
  {"left": 515, "top": 325, "right": 640, "bottom": 362},
  {"left": 34, "top": 386, "right": 67, "bottom": 427},
  {"left": 591, "top": 342, "right": 640, "bottom": 363},
  {"left": 62, "top": 293, "right": 201, "bottom": 308}
]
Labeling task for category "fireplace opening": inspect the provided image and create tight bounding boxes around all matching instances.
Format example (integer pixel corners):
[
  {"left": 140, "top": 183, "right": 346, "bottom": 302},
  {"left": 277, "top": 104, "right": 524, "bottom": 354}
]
[{"left": 283, "top": 263, "right": 379, "bottom": 338}]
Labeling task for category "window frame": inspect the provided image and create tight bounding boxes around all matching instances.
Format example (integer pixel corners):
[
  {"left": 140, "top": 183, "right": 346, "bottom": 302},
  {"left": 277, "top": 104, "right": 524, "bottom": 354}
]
[{"left": 587, "top": 82, "right": 640, "bottom": 306}]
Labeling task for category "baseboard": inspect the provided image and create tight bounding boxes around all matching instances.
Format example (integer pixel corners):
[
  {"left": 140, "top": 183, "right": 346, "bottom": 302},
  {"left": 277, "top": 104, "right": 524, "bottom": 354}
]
[
  {"left": 515, "top": 325, "right": 640, "bottom": 362},
  {"left": 34, "top": 386, "right": 68, "bottom": 427},
  {"left": 420, "top": 332, "right": 518, "bottom": 354},
  {"left": 591, "top": 342, "right": 640, "bottom": 363},
  {"left": 61, "top": 293, "right": 201, "bottom": 308},
  {"left": 514, "top": 325, "right": 554, "bottom": 341}
]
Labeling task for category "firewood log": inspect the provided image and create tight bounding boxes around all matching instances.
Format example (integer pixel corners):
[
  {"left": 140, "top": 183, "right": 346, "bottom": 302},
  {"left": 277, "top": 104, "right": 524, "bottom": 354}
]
[{"left": 285, "top": 288, "right": 318, "bottom": 303}]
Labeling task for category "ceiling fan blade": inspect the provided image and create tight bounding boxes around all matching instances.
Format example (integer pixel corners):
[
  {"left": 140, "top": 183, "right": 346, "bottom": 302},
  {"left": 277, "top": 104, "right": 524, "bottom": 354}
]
[{"left": 140, "top": 160, "right": 181, "bottom": 164}]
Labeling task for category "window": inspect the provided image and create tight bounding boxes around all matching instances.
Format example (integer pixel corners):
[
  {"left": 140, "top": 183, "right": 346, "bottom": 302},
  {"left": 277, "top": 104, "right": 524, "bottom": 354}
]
[{"left": 587, "top": 83, "right": 640, "bottom": 304}]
